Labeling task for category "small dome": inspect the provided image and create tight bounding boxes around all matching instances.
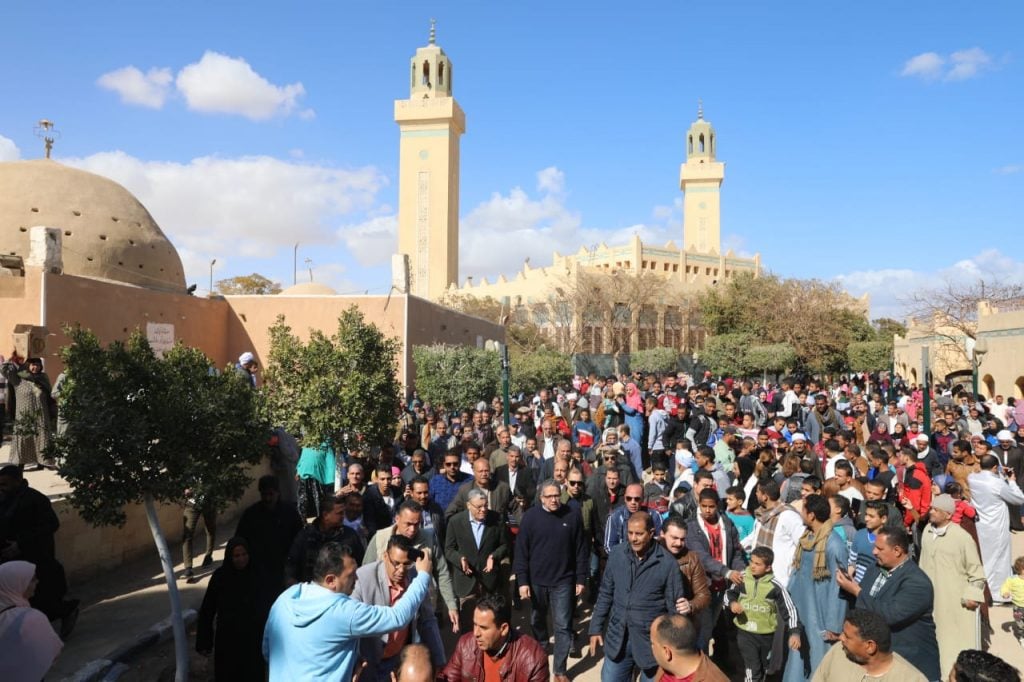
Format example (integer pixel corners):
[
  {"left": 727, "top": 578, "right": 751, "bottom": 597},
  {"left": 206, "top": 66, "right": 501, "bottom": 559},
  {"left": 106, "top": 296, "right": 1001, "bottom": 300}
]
[
  {"left": 280, "top": 281, "right": 337, "bottom": 296},
  {"left": 0, "top": 159, "right": 186, "bottom": 292}
]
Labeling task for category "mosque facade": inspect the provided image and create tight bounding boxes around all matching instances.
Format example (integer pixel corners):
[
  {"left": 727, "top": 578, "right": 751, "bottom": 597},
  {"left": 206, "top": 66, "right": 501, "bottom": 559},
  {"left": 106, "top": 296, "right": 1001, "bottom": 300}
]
[{"left": 393, "top": 31, "right": 760, "bottom": 356}]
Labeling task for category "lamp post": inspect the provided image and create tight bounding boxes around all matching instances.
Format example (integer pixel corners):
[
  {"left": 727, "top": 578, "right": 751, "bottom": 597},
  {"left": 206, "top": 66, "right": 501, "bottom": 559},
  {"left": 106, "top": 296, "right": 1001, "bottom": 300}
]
[
  {"left": 293, "top": 243, "right": 299, "bottom": 285},
  {"left": 971, "top": 337, "right": 989, "bottom": 399},
  {"left": 209, "top": 258, "right": 217, "bottom": 294}
]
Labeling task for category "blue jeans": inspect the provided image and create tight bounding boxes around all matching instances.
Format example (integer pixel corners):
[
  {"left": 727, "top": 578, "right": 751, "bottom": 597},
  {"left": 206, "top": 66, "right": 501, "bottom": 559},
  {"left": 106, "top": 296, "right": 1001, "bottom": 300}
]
[
  {"left": 530, "top": 583, "right": 574, "bottom": 675},
  {"left": 601, "top": 630, "right": 657, "bottom": 682}
]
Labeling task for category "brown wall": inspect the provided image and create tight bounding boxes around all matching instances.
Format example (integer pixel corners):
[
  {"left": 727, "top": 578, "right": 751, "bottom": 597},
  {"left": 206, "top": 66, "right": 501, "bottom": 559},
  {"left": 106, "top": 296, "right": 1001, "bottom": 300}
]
[
  {"left": 224, "top": 293, "right": 409, "bottom": 383},
  {"left": 3, "top": 267, "right": 231, "bottom": 375},
  {"left": 405, "top": 295, "right": 505, "bottom": 388}
]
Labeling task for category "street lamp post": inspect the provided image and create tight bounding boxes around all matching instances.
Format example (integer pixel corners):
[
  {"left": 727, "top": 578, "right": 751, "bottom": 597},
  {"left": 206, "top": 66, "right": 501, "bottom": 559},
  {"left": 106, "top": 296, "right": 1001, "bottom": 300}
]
[
  {"left": 293, "top": 243, "right": 299, "bottom": 285},
  {"left": 209, "top": 258, "right": 217, "bottom": 294},
  {"left": 971, "top": 337, "right": 989, "bottom": 399}
]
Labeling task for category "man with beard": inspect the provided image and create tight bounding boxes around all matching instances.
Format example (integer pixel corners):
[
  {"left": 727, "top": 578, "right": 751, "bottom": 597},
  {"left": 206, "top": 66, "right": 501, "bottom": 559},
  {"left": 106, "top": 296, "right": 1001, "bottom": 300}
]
[
  {"left": 805, "top": 394, "right": 842, "bottom": 446},
  {"left": 660, "top": 516, "right": 711, "bottom": 626},
  {"left": 994, "top": 430, "right": 1024, "bottom": 531},
  {"left": 812, "top": 609, "right": 926, "bottom": 681}
]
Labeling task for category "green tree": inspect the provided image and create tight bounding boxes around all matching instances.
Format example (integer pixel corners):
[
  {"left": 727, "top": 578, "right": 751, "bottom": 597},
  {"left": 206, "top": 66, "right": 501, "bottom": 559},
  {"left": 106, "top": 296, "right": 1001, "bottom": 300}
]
[
  {"left": 215, "top": 273, "right": 283, "bottom": 295},
  {"left": 629, "top": 347, "right": 680, "bottom": 374},
  {"left": 699, "top": 333, "right": 754, "bottom": 377},
  {"left": 263, "top": 308, "right": 401, "bottom": 461},
  {"left": 437, "top": 293, "right": 546, "bottom": 352},
  {"left": 510, "top": 348, "right": 572, "bottom": 394},
  {"left": 745, "top": 343, "right": 798, "bottom": 375},
  {"left": 847, "top": 341, "right": 892, "bottom": 372},
  {"left": 51, "top": 328, "right": 268, "bottom": 682},
  {"left": 411, "top": 345, "right": 501, "bottom": 410}
]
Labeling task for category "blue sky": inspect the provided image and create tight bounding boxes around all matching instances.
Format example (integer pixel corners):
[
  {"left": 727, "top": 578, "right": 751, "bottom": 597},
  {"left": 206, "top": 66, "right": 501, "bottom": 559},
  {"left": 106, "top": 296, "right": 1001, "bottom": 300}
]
[{"left": 1, "top": 1, "right": 1021, "bottom": 318}]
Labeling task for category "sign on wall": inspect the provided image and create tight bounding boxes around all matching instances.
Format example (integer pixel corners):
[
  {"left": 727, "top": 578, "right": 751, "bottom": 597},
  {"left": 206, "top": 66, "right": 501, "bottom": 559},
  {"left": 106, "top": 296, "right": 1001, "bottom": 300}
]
[{"left": 146, "top": 322, "right": 175, "bottom": 358}]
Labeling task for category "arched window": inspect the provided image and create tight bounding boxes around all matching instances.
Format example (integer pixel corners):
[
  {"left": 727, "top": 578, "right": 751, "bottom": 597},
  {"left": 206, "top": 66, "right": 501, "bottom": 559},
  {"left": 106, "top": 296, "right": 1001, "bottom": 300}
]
[
  {"left": 699, "top": 133, "right": 705, "bottom": 153},
  {"left": 438, "top": 62, "right": 444, "bottom": 86},
  {"left": 422, "top": 60, "right": 431, "bottom": 86},
  {"left": 688, "top": 135, "right": 693, "bottom": 154}
]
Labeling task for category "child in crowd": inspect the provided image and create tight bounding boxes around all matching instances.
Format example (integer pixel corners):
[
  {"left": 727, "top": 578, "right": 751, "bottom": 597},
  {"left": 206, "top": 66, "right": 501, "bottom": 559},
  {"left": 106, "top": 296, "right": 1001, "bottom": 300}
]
[
  {"left": 1000, "top": 555, "right": 1024, "bottom": 648},
  {"left": 725, "top": 547, "right": 801, "bottom": 682},
  {"left": 725, "top": 485, "right": 755, "bottom": 549}
]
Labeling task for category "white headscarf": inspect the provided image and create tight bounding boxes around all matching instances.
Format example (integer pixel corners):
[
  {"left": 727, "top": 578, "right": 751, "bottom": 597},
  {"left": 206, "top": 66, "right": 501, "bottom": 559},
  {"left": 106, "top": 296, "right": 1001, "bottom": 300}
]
[{"left": 0, "top": 561, "right": 63, "bottom": 682}]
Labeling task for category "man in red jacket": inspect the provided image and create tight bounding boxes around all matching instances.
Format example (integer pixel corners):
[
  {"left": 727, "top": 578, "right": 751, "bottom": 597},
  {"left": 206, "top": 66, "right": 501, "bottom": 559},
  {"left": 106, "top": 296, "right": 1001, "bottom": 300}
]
[
  {"left": 898, "top": 448, "right": 932, "bottom": 532},
  {"left": 440, "top": 594, "right": 548, "bottom": 682}
]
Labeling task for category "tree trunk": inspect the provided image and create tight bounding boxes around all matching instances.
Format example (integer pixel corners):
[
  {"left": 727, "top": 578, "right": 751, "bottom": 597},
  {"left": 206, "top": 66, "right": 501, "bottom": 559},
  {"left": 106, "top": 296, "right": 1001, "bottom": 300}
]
[{"left": 143, "top": 493, "right": 189, "bottom": 682}]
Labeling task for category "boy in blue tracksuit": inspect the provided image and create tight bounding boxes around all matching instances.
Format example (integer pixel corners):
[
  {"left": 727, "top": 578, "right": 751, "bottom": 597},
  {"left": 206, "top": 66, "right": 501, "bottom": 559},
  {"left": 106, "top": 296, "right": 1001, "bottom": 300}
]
[{"left": 725, "top": 547, "right": 801, "bottom": 682}]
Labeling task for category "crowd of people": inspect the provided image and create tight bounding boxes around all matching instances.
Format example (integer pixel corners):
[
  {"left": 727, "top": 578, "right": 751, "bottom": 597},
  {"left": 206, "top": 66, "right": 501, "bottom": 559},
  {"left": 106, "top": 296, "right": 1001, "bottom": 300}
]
[
  {"left": 5, "top": 349, "right": 1024, "bottom": 681},
  {"left": 198, "top": 370, "right": 1024, "bottom": 681}
]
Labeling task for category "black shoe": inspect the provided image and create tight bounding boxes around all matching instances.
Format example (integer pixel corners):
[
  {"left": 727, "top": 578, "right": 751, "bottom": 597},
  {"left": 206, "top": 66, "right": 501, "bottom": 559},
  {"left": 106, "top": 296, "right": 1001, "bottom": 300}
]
[
  {"left": 201, "top": 554, "right": 213, "bottom": 568},
  {"left": 60, "top": 600, "right": 80, "bottom": 639},
  {"left": 183, "top": 568, "right": 194, "bottom": 581}
]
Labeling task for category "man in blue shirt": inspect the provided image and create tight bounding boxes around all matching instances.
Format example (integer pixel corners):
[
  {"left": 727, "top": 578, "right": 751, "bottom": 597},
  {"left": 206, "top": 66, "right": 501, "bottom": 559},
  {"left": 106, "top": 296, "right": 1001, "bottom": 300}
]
[
  {"left": 263, "top": 541, "right": 432, "bottom": 681},
  {"left": 429, "top": 452, "right": 470, "bottom": 513}
]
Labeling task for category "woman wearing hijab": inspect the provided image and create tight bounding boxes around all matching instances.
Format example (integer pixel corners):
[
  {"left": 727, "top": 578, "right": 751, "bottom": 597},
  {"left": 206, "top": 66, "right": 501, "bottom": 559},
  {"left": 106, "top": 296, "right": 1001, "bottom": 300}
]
[
  {"left": 196, "top": 537, "right": 269, "bottom": 680},
  {"left": 0, "top": 561, "right": 63, "bottom": 682},
  {"left": 0, "top": 358, "right": 55, "bottom": 470},
  {"left": 867, "top": 420, "right": 892, "bottom": 446}
]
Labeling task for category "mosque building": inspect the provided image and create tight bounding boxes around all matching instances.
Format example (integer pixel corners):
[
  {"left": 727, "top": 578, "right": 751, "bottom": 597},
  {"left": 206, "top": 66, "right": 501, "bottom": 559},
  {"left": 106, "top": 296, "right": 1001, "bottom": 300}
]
[{"left": 393, "top": 29, "right": 761, "bottom": 356}]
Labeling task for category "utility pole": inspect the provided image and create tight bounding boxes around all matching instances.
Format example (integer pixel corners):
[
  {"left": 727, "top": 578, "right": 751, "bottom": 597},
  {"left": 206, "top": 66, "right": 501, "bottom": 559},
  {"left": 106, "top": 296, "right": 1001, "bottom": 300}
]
[
  {"left": 209, "top": 258, "right": 217, "bottom": 294},
  {"left": 921, "top": 345, "right": 931, "bottom": 437},
  {"left": 293, "top": 243, "right": 299, "bottom": 285}
]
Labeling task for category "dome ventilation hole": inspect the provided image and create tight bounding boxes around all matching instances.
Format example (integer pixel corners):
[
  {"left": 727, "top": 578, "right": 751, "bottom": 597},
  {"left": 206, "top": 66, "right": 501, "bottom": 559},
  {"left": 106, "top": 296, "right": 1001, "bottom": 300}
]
[
  {"left": 111, "top": 216, "right": 120, "bottom": 223},
  {"left": 86, "top": 257, "right": 94, "bottom": 262},
  {"left": 72, "top": 210, "right": 82, "bottom": 217},
  {"left": 118, "top": 261, "right": 124, "bottom": 266},
  {"left": 19, "top": 227, "right": 27, "bottom": 232},
  {"left": 134, "top": 221, "right": 142, "bottom": 228},
  {"left": 99, "top": 234, "right": 107, "bottom": 240},
  {"left": 30, "top": 208, "right": 39, "bottom": 213},
  {"left": 138, "top": 264, "right": 144, "bottom": 269},
  {"left": 128, "top": 239, "right": 135, "bottom": 246},
  {"left": 64, "top": 231, "right": 72, "bottom": 236}
]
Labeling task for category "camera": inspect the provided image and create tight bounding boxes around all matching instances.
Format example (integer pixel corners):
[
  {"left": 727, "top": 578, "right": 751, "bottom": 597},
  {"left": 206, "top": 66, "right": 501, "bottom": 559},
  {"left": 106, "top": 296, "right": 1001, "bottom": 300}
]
[{"left": 406, "top": 546, "right": 424, "bottom": 562}]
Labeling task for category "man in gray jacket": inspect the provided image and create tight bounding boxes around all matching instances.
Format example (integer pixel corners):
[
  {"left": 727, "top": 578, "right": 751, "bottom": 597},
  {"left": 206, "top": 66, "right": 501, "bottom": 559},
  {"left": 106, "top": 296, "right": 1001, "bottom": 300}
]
[{"left": 352, "top": 535, "right": 446, "bottom": 681}]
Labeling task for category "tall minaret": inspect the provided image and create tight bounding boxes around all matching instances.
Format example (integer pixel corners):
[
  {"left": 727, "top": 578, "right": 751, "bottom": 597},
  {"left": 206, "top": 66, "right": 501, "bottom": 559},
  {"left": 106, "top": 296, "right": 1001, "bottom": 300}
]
[
  {"left": 394, "top": 20, "right": 466, "bottom": 299},
  {"left": 679, "top": 101, "right": 724, "bottom": 254}
]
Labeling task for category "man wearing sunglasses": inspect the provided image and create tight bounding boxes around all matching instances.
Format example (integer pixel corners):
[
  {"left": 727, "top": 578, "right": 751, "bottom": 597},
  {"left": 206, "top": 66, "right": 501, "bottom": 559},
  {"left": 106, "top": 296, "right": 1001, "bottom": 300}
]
[{"left": 604, "top": 483, "right": 663, "bottom": 555}]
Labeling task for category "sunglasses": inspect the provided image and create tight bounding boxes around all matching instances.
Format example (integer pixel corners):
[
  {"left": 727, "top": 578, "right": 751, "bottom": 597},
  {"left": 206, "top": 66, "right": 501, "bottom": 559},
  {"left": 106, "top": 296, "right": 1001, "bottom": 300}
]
[
  {"left": 625, "top": 496, "right": 642, "bottom": 502},
  {"left": 567, "top": 480, "right": 583, "bottom": 486},
  {"left": 443, "top": 462, "right": 459, "bottom": 467}
]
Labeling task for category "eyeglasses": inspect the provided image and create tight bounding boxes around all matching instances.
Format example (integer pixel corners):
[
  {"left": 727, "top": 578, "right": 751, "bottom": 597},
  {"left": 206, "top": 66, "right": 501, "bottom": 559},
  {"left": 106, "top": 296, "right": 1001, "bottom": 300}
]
[
  {"left": 443, "top": 462, "right": 459, "bottom": 467},
  {"left": 567, "top": 480, "right": 583, "bottom": 486},
  {"left": 625, "top": 496, "right": 642, "bottom": 502}
]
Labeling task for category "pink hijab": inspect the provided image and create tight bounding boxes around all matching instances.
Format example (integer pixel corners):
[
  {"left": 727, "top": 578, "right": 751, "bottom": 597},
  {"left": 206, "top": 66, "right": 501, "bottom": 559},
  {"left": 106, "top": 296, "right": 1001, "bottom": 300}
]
[
  {"left": 0, "top": 561, "right": 63, "bottom": 682},
  {"left": 625, "top": 383, "right": 643, "bottom": 411}
]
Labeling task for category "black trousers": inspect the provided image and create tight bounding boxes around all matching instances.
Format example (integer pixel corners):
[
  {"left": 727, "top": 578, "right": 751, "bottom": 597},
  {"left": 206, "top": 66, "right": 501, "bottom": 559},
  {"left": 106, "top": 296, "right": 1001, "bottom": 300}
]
[{"left": 736, "top": 630, "right": 774, "bottom": 682}]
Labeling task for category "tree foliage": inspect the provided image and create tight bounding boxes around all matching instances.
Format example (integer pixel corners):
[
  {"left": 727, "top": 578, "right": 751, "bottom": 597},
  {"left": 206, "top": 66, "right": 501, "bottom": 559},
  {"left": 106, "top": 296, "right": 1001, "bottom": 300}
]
[
  {"left": 263, "top": 307, "right": 401, "bottom": 452},
  {"left": 699, "top": 333, "right": 754, "bottom": 377},
  {"left": 745, "top": 343, "right": 798, "bottom": 374},
  {"left": 629, "top": 347, "right": 680, "bottom": 374},
  {"left": 510, "top": 348, "right": 572, "bottom": 394},
  {"left": 698, "top": 272, "right": 872, "bottom": 373},
  {"left": 51, "top": 328, "right": 269, "bottom": 526},
  {"left": 411, "top": 345, "right": 501, "bottom": 410},
  {"left": 215, "top": 273, "right": 283, "bottom": 295},
  {"left": 847, "top": 341, "right": 892, "bottom": 372}
]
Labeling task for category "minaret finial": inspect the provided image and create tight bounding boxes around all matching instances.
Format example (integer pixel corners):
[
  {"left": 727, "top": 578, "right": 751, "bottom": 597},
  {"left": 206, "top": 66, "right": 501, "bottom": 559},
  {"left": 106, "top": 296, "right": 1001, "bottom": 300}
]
[
  {"left": 429, "top": 18, "right": 436, "bottom": 44},
  {"left": 697, "top": 99, "right": 703, "bottom": 120}
]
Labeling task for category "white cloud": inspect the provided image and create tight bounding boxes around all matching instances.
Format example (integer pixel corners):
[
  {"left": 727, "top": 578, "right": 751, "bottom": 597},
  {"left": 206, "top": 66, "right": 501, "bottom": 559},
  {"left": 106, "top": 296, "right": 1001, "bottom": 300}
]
[
  {"left": 994, "top": 164, "right": 1021, "bottom": 175},
  {"left": 835, "top": 249, "right": 1024, "bottom": 320},
  {"left": 63, "top": 151, "right": 386, "bottom": 286},
  {"left": 901, "top": 52, "right": 945, "bottom": 80},
  {"left": 0, "top": 134, "right": 20, "bottom": 161},
  {"left": 337, "top": 214, "right": 398, "bottom": 267},
  {"left": 536, "top": 166, "right": 565, "bottom": 195},
  {"left": 96, "top": 66, "right": 173, "bottom": 108},
  {"left": 175, "top": 51, "right": 309, "bottom": 120},
  {"left": 947, "top": 47, "right": 993, "bottom": 81},
  {"left": 900, "top": 48, "right": 994, "bottom": 82}
]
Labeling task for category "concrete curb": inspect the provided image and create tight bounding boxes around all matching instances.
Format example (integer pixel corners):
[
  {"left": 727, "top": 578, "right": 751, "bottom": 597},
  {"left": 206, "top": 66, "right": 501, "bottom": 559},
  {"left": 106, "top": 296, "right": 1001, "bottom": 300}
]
[{"left": 62, "top": 609, "right": 198, "bottom": 682}]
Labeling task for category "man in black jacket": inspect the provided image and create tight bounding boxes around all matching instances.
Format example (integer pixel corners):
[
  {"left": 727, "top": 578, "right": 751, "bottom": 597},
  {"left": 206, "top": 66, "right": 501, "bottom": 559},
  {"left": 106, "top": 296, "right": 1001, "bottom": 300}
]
[
  {"left": 494, "top": 446, "right": 536, "bottom": 503},
  {"left": 234, "top": 475, "right": 303, "bottom": 593},
  {"left": 589, "top": 511, "right": 684, "bottom": 681},
  {"left": 514, "top": 479, "right": 587, "bottom": 682},
  {"left": 444, "top": 488, "right": 510, "bottom": 632}
]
